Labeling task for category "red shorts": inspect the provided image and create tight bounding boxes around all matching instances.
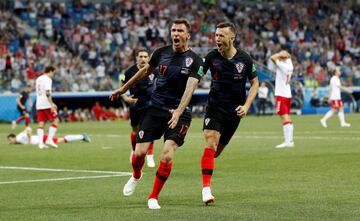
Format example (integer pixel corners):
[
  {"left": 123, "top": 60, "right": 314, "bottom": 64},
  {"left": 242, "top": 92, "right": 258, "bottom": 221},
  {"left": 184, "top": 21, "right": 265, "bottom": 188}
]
[
  {"left": 331, "top": 100, "right": 343, "bottom": 109},
  {"left": 275, "top": 96, "right": 291, "bottom": 115},
  {"left": 43, "top": 134, "right": 58, "bottom": 144},
  {"left": 37, "top": 108, "right": 58, "bottom": 122}
]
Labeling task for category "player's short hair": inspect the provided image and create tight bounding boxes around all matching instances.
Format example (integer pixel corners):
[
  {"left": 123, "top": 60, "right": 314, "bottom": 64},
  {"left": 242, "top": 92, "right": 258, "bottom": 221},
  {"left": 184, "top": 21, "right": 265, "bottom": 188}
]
[
  {"left": 7, "top": 133, "right": 16, "bottom": 139},
  {"left": 44, "top": 66, "right": 55, "bottom": 74},
  {"left": 217, "top": 22, "right": 236, "bottom": 36},
  {"left": 137, "top": 48, "right": 149, "bottom": 55},
  {"left": 333, "top": 66, "right": 341, "bottom": 74},
  {"left": 172, "top": 19, "right": 191, "bottom": 33}
]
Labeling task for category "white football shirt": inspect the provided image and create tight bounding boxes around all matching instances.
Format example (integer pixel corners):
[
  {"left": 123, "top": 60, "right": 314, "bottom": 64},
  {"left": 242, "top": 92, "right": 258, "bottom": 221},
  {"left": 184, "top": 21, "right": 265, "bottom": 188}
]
[
  {"left": 36, "top": 74, "right": 52, "bottom": 110},
  {"left": 329, "top": 75, "right": 341, "bottom": 100},
  {"left": 16, "top": 132, "right": 39, "bottom": 145},
  {"left": 274, "top": 58, "right": 293, "bottom": 98}
]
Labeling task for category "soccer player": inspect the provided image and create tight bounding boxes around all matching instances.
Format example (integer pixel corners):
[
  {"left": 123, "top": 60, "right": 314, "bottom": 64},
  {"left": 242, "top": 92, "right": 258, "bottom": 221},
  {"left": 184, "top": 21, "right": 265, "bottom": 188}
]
[
  {"left": 270, "top": 50, "right": 295, "bottom": 148},
  {"left": 121, "top": 49, "right": 156, "bottom": 168},
  {"left": 12, "top": 83, "right": 32, "bottom": 129},
  {"left": 110, "top": 19, "right": 203, "bottom": 209},
  {"left": 199, "top": 22, "right": 259, "bottom": 205},
  {"left": 7, "top": 127, "right": 91, "bottom": 145},
  {"left": 320, "top": 68, "right": 352, "bottom": 128},
  {"left": 35, "top": 66, "right": 59, "bottom": 149}
]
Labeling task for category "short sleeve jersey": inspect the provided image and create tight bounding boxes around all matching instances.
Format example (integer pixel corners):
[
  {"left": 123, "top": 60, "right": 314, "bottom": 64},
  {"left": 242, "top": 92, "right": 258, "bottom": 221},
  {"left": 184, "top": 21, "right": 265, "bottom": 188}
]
[
  {"left": 15, "top": 133, "right": 38, "bottom": 145},
  {"left": 204, "top": 49, "right": 257, "bottom": 113},
  {"left": 274, "top": 58, "right": 293, "bottom": 98},
  {"left": 123, "top": 64, "right": 154, "bottom": 108},
  {"left": 329, "top": 75, "right": 341, "bottom": 100},
  {"left": 36, "top": 74, "right": 52, "bottom": 110},
  {"left": 148, "top": 45, "right": 204, "bottom": 110}
]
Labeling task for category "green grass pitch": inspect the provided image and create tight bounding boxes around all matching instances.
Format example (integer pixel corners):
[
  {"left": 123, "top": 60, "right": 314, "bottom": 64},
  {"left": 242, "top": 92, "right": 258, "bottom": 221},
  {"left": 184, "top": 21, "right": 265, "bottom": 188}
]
[{"left": 0, "top": 114, "right": 359, "bottom": 220}]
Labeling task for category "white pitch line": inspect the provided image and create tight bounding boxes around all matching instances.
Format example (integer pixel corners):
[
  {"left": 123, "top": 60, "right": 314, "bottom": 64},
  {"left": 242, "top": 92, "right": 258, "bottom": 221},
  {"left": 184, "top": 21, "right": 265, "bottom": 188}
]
[
  {"left": 0, "top": 174, "right": 127, "bottom": 185},
  {"left": 0, "top": 166, "right": 130, "bottom": 175}
]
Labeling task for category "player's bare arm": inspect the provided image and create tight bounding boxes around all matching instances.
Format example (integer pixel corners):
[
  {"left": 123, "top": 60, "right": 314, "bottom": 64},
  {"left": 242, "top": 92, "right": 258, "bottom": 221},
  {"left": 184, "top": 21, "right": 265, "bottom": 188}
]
[
  {"left": 339, "top": 85, "right": 352, "bottom": 94},
  {"left": 46, "top": 90, "right": 57, "bottom": 111},
  {"left": 235, "top": 77, "right": 259, "bottom": 118},
  {"left": 121, "top": 95, "right": 138, "bottom": 105},
  {"left": 110, "top": 64, "right": 155, "bottom": 101},
  {"left": 270, "top": 51, "right": 290, "bottom": 63},
  {"left": 168, "top": 77, "right": 199, "bottom": 129}
]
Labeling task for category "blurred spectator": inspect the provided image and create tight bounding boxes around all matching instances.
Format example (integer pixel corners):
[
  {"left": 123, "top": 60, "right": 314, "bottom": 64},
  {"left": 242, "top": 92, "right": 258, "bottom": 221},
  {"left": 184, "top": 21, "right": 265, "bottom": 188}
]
[
  {"left": 92, "top": 102, "right": 104, "bottom": 121},
  {"left": 59, "top": 106, "right": 70, "bottom": 122}
]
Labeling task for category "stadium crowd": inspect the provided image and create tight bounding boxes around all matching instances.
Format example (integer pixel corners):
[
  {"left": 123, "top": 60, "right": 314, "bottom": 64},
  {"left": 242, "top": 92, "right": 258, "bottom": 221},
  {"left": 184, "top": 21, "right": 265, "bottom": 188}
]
[{"left": 0, "top": 0, "right": 359, "bottom": 93}]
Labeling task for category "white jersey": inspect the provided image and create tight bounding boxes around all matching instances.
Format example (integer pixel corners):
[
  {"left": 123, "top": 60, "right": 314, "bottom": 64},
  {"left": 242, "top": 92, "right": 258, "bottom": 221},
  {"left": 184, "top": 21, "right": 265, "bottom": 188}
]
[
  {"left": 16, "top": 132, "right": 39, "bottom": 145},
  {"left": 36, "top": 74, "right": 52, "bottom": 110},
  {"left": 274, "top": 58, "right": 293, "bottom": 98},
  {"left": 329, "top": 75, "right": 341, "bottom": 100}
]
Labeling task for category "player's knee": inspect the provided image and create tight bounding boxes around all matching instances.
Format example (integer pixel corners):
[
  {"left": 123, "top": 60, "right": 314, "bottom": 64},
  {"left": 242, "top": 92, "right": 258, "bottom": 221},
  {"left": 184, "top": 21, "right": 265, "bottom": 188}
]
[
  {"left": 161, "top": 151, "right": 173, "bottom": 163},
  {"left": 161, "top": 147, "right": 176, "bottom": 163},
  {"left": 204, "top": 132, "right": 219, "bottom": 149}
]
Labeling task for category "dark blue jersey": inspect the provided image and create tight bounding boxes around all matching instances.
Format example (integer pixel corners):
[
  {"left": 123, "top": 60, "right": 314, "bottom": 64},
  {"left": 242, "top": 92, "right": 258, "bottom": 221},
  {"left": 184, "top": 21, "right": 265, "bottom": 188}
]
[
  {"left": 123, "top": 64, "right": 153, "bottom": 108},
  {"left": 148, "top": 45, "right": 204, "bottom": 110},
  {"left": 18, "top": 91, "right": 29, "bottom": 106},
  {"left": 204, "top": 48, "right": 257, "bottom": 113}
]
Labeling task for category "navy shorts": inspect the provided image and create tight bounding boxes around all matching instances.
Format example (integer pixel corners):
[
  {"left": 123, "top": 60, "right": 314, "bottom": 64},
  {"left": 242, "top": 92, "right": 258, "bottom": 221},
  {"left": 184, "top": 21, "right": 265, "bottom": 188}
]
[
  {"left": 203, "top": 107, "right": 240, "bottom": 146},
  {"left": 136, "top": 105, "right": 191, "bottom": 147}
]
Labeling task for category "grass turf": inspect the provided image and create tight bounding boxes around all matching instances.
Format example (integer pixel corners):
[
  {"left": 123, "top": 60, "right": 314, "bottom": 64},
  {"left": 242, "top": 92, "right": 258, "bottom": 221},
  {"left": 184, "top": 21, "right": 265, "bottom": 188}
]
[{"left": 0, "top": 114, "right": 359, "bottom": 220}]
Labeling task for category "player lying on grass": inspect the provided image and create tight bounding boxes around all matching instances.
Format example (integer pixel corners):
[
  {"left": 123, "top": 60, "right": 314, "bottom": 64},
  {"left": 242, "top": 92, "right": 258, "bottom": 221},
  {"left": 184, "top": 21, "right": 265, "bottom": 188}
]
[{"left": 7, "top": 127, "right": 91, "bottom": 146}]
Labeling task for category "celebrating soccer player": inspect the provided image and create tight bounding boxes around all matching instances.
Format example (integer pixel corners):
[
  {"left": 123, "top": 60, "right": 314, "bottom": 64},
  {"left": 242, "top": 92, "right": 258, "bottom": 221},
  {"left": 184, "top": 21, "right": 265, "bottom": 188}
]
[
  {"left": 320, "top": 67, "right": 352, "bottom": 128},
  {"left": 270, "top": 50, "right": 295, "bottom": 148},
  {"left": 35, "top": 66, "right": 59, "bottom": 149},
  {"left": 200, "top": 22, "right": 259, "bottom": 205},
  {"left": 121, "top": 49, "right": 156, "bottom": 168},
  {"left": 110, "top": 19, "right": 204, "bottom": 209}
]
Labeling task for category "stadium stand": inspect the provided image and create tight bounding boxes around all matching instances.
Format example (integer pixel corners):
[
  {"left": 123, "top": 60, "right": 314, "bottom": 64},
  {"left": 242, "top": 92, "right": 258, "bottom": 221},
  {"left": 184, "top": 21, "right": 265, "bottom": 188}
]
[{"left": 0, "top": 0, "right": 358, "bottom": 121}]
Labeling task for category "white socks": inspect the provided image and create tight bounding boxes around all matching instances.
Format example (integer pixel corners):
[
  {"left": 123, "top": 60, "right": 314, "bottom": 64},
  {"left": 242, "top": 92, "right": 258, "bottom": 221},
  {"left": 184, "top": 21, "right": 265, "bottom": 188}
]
[
  {"left": 322, "top": 110, "right": 333, "bottom": 122},
  {"left": 37, "top": 128, "right": 44, "bottom": 145},
  {"left": 338, "top": 111, "right": 345, "bottom": 125},
  {"left": 47, "top": 125, "right": 57, "bottom": 142},
  {"left": 322, "top": 110, "right": 348, "bottom": 126},
  {"left": 64, "top": 135, "right": 84, "bottom": 142},
  {"left": 283, "top": 123, "right": 294, "bottom": 143}
]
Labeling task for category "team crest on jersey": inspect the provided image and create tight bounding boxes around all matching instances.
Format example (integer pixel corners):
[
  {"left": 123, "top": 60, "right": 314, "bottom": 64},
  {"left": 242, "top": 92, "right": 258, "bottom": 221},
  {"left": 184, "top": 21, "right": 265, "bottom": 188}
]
[
  {"left": 205, "top": 118, "right": 211, "bottom": 126},
  {"left": 138, "top": 130, "right": 144, "bottom": 139},
  {"left": 185, "top": 57, "right": 193, "bottom": 67},
  {"left": 235, "top": 62, "right": 244, "bottom": 73}
]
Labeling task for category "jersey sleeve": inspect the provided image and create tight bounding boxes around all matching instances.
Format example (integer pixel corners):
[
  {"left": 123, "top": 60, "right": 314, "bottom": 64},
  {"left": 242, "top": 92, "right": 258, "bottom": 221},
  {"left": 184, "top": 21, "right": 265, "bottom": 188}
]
[
  {"left": 45, "top": 78, "right": 52, "bottom": 91},
  {"left": 275, "top": 59, "right": 293, "bottom": 75},
  {"left": 189, "top": 54, "right": 204, "bottom": 81},
  {"left": 148, "top": 47, "right": 162, "bottom": 68},
  {"left": 245, "top": 54, "right": 258, "bottom": 80},
  {"left": 18, "top": 92, "right": 24, "bottom": 99}
]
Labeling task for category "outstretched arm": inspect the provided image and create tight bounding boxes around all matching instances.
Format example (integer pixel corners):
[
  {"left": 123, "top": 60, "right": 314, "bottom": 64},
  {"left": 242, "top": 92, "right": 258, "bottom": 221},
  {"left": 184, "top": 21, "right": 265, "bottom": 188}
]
[
  {"left": 168, "top": 77, "right": 199, "bottom": 129},
  {"left": 339, "top": 85, "right": 352, "bottom": 94},
  {"left": 110, "top": 64, "right": 155, "bottom": 101}
]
